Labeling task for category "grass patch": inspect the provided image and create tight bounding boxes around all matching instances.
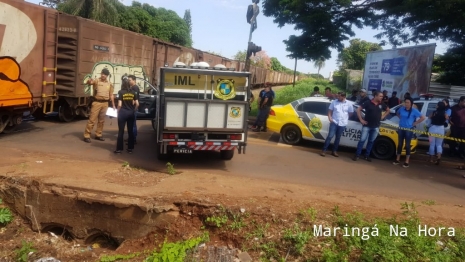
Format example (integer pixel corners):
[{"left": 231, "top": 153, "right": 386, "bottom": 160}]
[{"left": 250, "top": 78, "right": 342, "bottom": 117}]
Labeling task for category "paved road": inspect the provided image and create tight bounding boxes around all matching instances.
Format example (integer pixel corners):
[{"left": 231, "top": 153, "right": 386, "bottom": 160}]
[{"left": 1, "top": 116, "right": 464, "bottom": 206}]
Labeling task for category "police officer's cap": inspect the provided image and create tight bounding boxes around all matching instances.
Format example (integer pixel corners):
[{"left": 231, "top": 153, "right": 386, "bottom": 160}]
[{"left": 101, "top": 68, "right": 110, "bottom": 76}]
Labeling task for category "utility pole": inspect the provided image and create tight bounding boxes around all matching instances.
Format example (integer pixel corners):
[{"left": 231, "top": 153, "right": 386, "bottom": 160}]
[
  {"left": 293, "top": 57, "right": 297, "bottom": 87},
  {"left": 244, "top": 0, "right": 260, "bottom": 72}
]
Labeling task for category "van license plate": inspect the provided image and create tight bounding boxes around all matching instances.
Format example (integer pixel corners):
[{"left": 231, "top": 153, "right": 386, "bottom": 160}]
[{"left": 173, "top": 148, "right": 193, "bottom": 154}]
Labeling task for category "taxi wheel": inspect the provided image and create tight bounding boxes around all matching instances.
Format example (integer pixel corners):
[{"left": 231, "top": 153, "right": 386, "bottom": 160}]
[
  {"left": 281, "top": 125, "right": 302, "bottom": 145},
  {"left": 372, "top": 137, "right": 395, "bottom": 160}
]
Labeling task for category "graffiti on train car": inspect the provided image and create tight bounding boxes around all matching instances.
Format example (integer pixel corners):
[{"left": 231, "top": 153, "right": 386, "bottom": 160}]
[
  {"left": 0, "top": 2, "right": 37, "bottom": 63},
  {"left": 83, "top": 62, "right": 148, "bottom": 95},
  {"left": 0, "top": 56, "right": 32, "bottom": 106},
  {"left": 174, "top": 51, "right": 195, "bottom": 65}
]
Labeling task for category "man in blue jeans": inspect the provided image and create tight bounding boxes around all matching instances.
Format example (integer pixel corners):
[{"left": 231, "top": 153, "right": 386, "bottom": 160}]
[
  {"left": 321, "top": 91, "right": 354, "bottom": 157},
  {"left": 353, "top": 91, "right": 390, "bottom": 162}
]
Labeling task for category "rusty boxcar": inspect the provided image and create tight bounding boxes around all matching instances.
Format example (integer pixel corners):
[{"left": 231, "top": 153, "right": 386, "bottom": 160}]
[
  {"left": 0, "top": 0, "right": 301, "bottom": 131},
  {"left": 0, "top": 0, "right": 57, "bottom": 132}
]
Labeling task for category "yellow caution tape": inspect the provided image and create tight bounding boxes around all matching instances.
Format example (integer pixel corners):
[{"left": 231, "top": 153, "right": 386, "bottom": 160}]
[{"left": 381, "top": 123, "right": 465, "bottom": 143}]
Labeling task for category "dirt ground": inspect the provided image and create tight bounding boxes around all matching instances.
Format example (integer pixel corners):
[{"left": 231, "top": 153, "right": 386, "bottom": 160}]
[{"left": 0, "top": 148, "right": 464, "bottom": 261}]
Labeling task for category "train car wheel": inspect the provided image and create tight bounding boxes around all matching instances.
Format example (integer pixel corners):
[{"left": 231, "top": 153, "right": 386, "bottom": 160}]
[
  {"left": 32, "top": 108, "right": 45, "bottom": 120},
  {"left": 58, "top": 105, "right": 76, "bottom": 122},
  {"left": 0, "top": 114, "right": 17, "bottom": 134}
]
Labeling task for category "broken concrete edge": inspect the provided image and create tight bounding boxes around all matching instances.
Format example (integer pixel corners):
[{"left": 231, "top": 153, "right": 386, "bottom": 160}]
[{"left": 0, "top": 175, "right": 231, "bottom": 247}]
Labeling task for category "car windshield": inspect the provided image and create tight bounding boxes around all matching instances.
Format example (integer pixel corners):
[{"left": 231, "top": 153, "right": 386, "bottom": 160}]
[{"left": 385, "top": 105, "right": 401, "bottom": 122}]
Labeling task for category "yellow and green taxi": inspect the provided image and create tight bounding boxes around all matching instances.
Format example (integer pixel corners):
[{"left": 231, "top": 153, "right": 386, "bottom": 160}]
[{"left": 266, "top": 97, "right": 417, "bottom": 159}]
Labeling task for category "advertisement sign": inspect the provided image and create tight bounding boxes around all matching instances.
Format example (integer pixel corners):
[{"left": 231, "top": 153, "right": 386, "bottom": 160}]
[{"left": 362, "top": 44, "right": 436, "bottom": 98}]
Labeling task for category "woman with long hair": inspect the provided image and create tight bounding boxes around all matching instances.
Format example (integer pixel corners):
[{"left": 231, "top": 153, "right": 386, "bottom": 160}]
[
  {"left": 115, "top": 74, "right": 139, "bottom": 154},
  {"left": 443, "top": 99, "right": 452, "bottom": 118},
  {"left": 428, "top": 101, "right": 449, "bottom": 165},
  {"left": 393, "top": 97, "right": 425, "bottom": 168}
]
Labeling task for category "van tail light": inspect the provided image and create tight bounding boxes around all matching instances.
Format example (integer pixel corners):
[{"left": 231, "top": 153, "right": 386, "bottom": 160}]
[
  {"left": 230, "top": 134, "right": 242, "bottom": 140},
  {"left": 269, "top": 109, "right": 276, "bottom": 116}
]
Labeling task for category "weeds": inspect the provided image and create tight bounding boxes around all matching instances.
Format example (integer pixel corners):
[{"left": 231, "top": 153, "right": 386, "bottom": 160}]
[
  {"left": 0, "top": 198, "right": 13, "bottom": 226},
  {"left": 122, "top": 161, "right": 130, "bottom": 168},
  {"left": 100, "top": 252, "right": 141, "bottom": 261},
  {"left": 250, "top": 78, "right": 340, "bottom": 116},
  {"left": 166, "top": 162, "right": 176, "bottom": 175},
  {"left": 205, "top": 215, "right": 228, "bottom": 228},
  {"left": 144, "top": 232, "right": 209, "bottom": 262},
  {"left": 282, "top": 224, "right": 312, "bottom": 255},
  {"left": 15, "top": 241, "right": 36, "bottom": 262},
  {"left": 422, "top": 199, "right": 436, "bottom": 205}
]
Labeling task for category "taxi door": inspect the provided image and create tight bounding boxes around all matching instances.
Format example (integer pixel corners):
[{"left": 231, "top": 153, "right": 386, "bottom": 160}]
[
  {"left": 340, "top": 112, "right": 363, "bottom": 148},
  {"left": 296, "top": 101, "right": 330, "bottom": 141}
]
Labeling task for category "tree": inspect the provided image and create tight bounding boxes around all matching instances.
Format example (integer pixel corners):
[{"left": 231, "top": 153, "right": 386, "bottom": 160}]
[
  {"left": 150, "top": 7, "right": 192, "bottom": 47},
  {"left": 207, "top": 50, "right": 222, "bottom": 56},
  {"left": 313, "top": 57, "right": 325, "bottom": 76},
  {"left": 270, "top": 57, "right": 284, "bottom": 71},
  {"left": 262, "top": 0, "right": 375, "bottom": 61},
  {"left": 183, "top": 9, "right": 193, "bottom": 46},
  {"left": 262, "top": 0, "right": 465, "bottom": 63},
  {"left": 337, "top": 39, "right": 382, "bottom": 70},
  {"left": 233, "top": 50, "right": 247, "bottom": 62},
  {"left": 251, "top": 51, "right": 271, "bottom": 69},
  {"left": 39, "top": 0, "right": 63, "bottom": 9},
  {"left": 435, "top": 45, "right": 465, "bottom": 85},
  {"left": 57, "top": 0, "right": 122, "bottom": 26}
]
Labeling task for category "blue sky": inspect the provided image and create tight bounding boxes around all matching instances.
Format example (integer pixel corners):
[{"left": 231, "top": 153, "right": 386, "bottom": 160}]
[{"left": 27, "top": 0, "right": 450, "bottom": 78}]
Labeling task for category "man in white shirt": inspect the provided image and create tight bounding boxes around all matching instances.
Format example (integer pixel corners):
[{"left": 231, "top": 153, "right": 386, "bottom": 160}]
[{"left": 320, "top": 91, "right": 354, "bottom": 157}]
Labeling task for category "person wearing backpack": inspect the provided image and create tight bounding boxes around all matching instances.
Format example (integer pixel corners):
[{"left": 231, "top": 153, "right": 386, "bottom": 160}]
[
  {"left": 428, "top": 102, "right": 449, "bottom": 165},
  {"left": 392, "top": 97, "right": 425, "bottom": 168}
]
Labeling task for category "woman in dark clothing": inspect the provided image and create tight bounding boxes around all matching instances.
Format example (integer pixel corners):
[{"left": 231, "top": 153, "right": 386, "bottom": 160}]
[
  {"left": 115, "top": 75, "right": 139, "bottom": 154},
  {"left": 428, "top": 101, "right": 449, "bottom": 165}
]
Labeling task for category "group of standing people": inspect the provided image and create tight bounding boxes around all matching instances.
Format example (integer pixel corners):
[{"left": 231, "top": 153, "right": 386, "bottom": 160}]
[
  {"left": 320, "top": 89, "right": 433, "bottom": 168},
  {"left": 82, "top": 68, "right": 140, "bottom": 154},
  {"left": 250, "top": 82, "right": 274, "bottom": 132}
]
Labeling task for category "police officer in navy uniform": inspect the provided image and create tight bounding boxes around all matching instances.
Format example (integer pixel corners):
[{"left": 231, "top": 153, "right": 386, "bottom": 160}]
[
  {"left": 253, "top": 84, "right": 273, "bottom": 132},
  {"left": 115, "top": 75, "right": 139, "bottom": 154}
]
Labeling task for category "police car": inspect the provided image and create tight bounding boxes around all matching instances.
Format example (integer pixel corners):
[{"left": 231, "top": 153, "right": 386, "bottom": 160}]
[
  {"left": 266, "top": 97, "right": 417, "bottom": 159},
  {"left": 386, "top": 98, "right": 455, "bottom": 141}
]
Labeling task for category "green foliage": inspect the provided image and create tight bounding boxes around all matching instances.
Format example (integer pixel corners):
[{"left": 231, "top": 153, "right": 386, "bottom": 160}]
[
  {"left": 144, "top": 233, "right": 209, "bottom": 262},
  {"left": 262, "top": 0, "right": 463, "bottom": 67},
  {"left": 313, "top": 56, "right": 326, "bottom": 75},
  {"left": 319, "top": 204, "right": 465, "bottom": 262},
  {"left": 58, "top": 0, "right": 121, "bottom": 26},
  {"left": 0, "top": 199, "right": 13, "bottom": 226},
  {"left": 233, "top": 50, "right": 247, "bottom": 62},
  {"left": 205, "top": 215, "right": 228, "bottom": 228},
  {"left": 262, "top": 0, "right": 375, "bottom": 61},
  {"left": 283, "top": 224, "right": 312, "bottom": 255},
  {"left": 249, "top": 78, "right": 339, "bottom": 117},
  {"left": 15, "top": 241, "right": 36, "bottom": 262},
  {"left": 337, "top": 38, "right": 383, "bottom": 70},
  {"left": 183, "top": 9, "right": 193, "bottom": 47},
  {"left": 434, "top": 45, "right": 465, "bottom": 86},
  {"left": 270, "top": 57, "right": 284, "bottom": 71},
  {"left": 58, "top": 0, "right": 192, "bottom": 47},
  {"left": 100, "top": 252, "right": 141, "bottom": 262},
  {"left": 166, "top": 162, "right": 176, "bottom": 175},
  {"left": 422, "top": 200, "right": 436, "bottom": 206}
]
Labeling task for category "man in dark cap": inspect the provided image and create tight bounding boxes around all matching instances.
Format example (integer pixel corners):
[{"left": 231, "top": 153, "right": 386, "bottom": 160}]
[{"left": 83, "top": 68, "right": 116, "bottom": 143}]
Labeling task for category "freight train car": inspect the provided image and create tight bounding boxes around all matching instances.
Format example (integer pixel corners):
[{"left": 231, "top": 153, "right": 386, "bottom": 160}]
[
  {"left": 0, "top": 0, "right": 57, "bottom": 132},
  {"left": 0, "top": 0, "right": 301, "bottom": 132}
]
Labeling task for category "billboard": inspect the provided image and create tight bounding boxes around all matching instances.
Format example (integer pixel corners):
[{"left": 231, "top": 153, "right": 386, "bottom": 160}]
[{"left": 362, "top": 44, "right": 436, "bottom": 98}]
